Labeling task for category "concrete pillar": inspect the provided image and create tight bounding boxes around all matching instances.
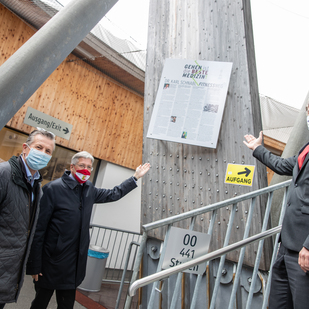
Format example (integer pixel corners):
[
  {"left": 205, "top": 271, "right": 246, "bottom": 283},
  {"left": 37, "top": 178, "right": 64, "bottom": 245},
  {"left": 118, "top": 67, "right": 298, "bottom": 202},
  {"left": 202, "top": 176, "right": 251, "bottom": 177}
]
[{"left": 270, "top": 92, "right": 309, "bottom": 226}]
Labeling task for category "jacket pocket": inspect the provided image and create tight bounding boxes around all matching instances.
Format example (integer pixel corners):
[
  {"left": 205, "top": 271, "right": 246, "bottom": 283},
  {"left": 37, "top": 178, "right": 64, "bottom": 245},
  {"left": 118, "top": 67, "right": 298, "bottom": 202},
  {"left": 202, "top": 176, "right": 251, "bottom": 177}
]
[
  {"left": 301, "top": 206, "right": 309, "bottom": 215},
  {"left": 45, "top": 234, "right": 63, "bottom": 259},
  {"left": 52, "top": 235, "right": 64, "bottom": 258}
]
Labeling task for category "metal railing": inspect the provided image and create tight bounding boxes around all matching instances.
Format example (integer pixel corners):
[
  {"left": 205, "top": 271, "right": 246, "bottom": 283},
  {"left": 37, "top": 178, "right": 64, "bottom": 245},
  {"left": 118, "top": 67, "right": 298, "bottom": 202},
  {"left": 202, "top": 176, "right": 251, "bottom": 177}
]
[
  {"left": 129, "top": 226, "right": 281, "bottom": 295},
  {"left": 124, "top": 180, "right": 291, "bottom": 309},
  {"left": 89, "top": 225, "right": 142, "bottom": 309},
  {"left": 89, "top": 224, "right": 142, "bottom": 283}
]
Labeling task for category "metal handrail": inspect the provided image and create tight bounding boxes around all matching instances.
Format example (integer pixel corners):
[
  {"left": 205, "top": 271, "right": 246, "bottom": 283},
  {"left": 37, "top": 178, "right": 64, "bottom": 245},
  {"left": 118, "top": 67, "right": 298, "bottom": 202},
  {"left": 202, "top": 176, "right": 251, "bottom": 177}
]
[
  {"left": 124, "top": 179, "right": 292, "bottom": 309},
  {"left": 89, "top": 224, "right": 141, "bottom": 283},
  {"left": 142, "top": 180, "right": 291, "bottom": 231},
  {"left": 115, "top": 241, "right": 140, "bottom": 309},
  {"left": 128, "top": 225, "right": 281, "bottom": 297},
  {"left": 90, "top": 223, "right": 141, "bottom": 236}
]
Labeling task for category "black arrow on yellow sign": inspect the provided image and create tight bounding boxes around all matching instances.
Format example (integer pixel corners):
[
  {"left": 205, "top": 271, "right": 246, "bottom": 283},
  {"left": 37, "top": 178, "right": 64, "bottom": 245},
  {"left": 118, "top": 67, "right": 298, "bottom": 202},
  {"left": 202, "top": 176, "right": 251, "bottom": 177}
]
[{"left": 237, "top": 167, "right": 251, "bottom": 177}]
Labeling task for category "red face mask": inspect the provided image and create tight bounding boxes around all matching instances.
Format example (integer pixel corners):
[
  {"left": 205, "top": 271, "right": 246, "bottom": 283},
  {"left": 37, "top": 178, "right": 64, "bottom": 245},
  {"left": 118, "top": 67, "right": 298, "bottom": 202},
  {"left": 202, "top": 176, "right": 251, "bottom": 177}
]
[{"left": 74, "top": 169, "right": 91, "bottom": 184}]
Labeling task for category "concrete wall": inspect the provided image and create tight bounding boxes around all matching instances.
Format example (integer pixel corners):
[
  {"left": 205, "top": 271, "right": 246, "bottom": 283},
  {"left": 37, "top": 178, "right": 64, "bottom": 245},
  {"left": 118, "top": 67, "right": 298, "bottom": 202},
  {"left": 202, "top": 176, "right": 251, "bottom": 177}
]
[{"left": 91, "top": 161, "right": 142, "bottom": 233}]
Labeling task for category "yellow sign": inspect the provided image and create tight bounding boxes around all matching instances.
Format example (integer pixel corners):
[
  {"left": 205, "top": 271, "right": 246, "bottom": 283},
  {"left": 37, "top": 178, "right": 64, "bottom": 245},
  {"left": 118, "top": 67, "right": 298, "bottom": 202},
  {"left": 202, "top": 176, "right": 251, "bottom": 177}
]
[{"left": 225, "top": 163, "right": 255, "bottom": 187}]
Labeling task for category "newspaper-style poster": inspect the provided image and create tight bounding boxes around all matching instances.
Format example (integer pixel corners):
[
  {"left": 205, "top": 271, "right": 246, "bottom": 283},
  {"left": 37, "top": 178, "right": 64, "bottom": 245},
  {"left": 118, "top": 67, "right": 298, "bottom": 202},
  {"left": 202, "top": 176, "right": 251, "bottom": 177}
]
[{"left": 147, "top": 59, "right": 233, "bottom": 148}]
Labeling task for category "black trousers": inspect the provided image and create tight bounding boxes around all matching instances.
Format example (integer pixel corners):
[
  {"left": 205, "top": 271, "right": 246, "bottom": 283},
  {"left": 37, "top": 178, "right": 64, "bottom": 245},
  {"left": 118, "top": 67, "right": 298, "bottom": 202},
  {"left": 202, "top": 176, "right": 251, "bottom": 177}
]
[
  {"left": 0, "top": 303, "right": 5, "bottom": 309},
  {"left": 269, "top": 244, "right": 309, "bottom": 309},
  {"left": 30, "top": 283, "right": 76, "bottom": 309}
]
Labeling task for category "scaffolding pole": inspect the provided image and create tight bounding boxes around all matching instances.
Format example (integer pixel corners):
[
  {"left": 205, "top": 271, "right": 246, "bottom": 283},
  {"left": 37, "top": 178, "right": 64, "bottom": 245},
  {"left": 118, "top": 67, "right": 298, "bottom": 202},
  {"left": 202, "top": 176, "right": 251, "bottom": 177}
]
[{"left": 0, "top": 0, "right": 118, "bottom": 129}]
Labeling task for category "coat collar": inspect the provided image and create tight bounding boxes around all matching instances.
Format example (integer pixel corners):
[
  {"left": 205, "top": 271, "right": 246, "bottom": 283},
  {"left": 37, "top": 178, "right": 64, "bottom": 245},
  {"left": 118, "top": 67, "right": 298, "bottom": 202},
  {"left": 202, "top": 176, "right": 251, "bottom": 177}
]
[
  {"left": 298, "top": 142, "right": 309, "bottom": 171},
  {"left": 298, "top": 142, "right": 309, "bottom": 155},
  {"left": 8, "top": 156, "right": 42, "bottom": 191}
]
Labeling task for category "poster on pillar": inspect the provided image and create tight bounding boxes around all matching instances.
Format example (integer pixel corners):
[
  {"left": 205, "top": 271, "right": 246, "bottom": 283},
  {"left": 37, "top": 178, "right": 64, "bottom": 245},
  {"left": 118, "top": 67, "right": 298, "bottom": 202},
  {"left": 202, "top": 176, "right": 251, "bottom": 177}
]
[{"left": 147, "top": 59, "right": 233, "bottom": 148}]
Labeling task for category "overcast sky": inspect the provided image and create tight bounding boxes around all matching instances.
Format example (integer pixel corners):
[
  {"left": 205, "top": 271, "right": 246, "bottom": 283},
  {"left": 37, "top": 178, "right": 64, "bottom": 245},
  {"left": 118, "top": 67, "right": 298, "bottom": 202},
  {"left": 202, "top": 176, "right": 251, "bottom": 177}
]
[
  {"left": 60, "top": 0, "right": 309, "bottom": 110},
  {"left": 251, "top": 0, "right": 309, "bottom": 110}
]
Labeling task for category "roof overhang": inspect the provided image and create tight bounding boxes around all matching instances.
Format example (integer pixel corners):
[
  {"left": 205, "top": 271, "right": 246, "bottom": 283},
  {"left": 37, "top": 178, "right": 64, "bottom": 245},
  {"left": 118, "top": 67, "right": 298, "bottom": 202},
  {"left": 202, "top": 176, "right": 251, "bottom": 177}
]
[{"left": 0, "top": 0, "right": 145, "bottom": 96}]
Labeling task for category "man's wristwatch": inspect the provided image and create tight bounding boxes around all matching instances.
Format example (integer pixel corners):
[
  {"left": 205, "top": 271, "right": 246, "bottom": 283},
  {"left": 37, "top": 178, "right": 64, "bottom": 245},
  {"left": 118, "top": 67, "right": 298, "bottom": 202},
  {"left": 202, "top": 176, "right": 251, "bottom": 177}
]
[{"left": 133, "top": 176, "right": 138, "bottom": 181}]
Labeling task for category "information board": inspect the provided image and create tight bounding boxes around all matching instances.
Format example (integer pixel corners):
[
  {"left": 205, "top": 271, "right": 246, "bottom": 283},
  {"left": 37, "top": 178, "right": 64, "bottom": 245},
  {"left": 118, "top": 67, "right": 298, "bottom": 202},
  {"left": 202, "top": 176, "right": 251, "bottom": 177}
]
[
  {"left": 162, "top": 227, "right": 211, "bottom": 275},
  {"left": 147, "top": 59, "right": 233, "bottom": 148}
]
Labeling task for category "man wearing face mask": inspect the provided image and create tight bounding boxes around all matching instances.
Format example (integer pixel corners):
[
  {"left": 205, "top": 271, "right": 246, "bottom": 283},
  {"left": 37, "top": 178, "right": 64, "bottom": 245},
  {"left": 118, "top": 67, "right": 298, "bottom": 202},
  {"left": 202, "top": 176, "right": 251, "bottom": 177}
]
[
  {"left": 26, "top": 151, "right": 150, "bottom": 309},
  {"left": 0, "top": 129, "right": 55, "bottom": 309},
  {"left": 243, "top": 107, "right": 309, "bottom": 309}
]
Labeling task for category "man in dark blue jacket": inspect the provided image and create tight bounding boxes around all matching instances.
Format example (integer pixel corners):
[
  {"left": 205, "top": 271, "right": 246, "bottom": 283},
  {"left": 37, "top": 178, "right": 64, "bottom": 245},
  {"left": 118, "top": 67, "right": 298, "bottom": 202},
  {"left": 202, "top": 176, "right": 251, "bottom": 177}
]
[
  {"left": 244, "top": 131, "right": 309, "bottom": 309},
  {"left": 26, "top": 151, "right": 150, "bottom": 309}
]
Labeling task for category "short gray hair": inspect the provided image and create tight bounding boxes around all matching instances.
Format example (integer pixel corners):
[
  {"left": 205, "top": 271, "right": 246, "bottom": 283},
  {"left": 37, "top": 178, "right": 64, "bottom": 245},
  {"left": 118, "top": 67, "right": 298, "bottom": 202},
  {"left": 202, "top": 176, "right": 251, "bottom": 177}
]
[
  {"left": 26, "top": 129, "right": 55, "bottom": 148},
  {"left": 71, "top": 151, "right": 94, "bottom": 165}
]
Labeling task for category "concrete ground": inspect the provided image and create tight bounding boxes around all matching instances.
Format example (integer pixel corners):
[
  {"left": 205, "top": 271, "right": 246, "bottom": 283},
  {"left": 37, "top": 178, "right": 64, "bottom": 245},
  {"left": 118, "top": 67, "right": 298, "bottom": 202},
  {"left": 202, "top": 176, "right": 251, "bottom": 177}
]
[
  {"left": 6, "top": 275, "right": 86, "bottom": 309},
  {"left": 4, "top": 273, "right": 134, "bottom": 309}
]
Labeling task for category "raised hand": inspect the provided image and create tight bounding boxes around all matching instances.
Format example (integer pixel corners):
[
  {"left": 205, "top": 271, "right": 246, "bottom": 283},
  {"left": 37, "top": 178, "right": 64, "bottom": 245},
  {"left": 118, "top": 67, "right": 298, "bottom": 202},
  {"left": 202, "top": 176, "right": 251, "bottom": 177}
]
[
  {"left": 243, "top": 131, "right": 263, "bottom": 151},
  {"left": 133, "top": 163, "right": 151, "bottom": 180}
]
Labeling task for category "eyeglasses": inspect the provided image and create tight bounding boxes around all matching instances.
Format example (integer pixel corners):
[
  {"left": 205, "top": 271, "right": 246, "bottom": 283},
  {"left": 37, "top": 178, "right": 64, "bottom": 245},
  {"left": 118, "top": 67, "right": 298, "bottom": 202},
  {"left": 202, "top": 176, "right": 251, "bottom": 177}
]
[
  {"left": 36, "top": 127, "right": 56, "bottom": 138},
  {"left": 75, "top": 164, "right": 93, "bottom": 171}
]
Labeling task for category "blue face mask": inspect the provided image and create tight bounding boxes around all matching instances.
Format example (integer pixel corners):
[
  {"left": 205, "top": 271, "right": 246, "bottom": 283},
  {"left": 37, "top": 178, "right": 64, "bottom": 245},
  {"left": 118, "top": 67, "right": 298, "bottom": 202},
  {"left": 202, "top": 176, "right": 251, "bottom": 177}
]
[{"left": 25, "top": 145, "right": 52, "bottom": 170}]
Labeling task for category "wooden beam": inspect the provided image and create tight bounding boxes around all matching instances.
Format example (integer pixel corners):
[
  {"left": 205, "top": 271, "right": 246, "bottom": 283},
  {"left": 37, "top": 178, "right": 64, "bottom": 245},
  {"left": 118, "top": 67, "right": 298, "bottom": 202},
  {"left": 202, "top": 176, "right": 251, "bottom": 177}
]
[{"left": 263, "top": 135, "right": 285, "bottom": 155}]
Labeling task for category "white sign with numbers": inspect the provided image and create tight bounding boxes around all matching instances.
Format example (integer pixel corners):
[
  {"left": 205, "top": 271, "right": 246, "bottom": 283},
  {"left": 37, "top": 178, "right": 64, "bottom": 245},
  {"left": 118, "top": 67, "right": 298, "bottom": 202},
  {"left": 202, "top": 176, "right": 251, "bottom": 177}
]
[{"left": 162, "top": 227, "right": 211, "bottom": 275}]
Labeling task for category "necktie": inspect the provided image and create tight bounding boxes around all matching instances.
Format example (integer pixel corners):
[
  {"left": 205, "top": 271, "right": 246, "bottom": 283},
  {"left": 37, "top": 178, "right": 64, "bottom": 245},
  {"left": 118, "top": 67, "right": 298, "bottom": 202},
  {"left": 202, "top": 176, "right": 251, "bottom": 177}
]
[{"left": 298, "top": 144, "right": 309, "bottom": 169}]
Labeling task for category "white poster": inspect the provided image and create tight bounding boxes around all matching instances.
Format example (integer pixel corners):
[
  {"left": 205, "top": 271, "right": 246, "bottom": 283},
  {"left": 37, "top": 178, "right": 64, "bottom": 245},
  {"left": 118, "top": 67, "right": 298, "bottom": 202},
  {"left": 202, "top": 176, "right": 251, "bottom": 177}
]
[{"left": 147, "top": 59, "right": 233, "bottom": 148}]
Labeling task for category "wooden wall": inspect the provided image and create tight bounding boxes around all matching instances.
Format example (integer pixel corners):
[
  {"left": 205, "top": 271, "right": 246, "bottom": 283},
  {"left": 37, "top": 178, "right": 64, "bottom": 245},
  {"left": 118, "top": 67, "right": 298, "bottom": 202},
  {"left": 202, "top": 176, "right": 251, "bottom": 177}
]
[
  {"left": 0, "top": 4, "right": 143, "bottom": 170},
  {"left": 142, "top": 0, "right": 271, "bottom": 270},
  {"left": 264, "top": 135, "right": 286, "bottom": 184}
]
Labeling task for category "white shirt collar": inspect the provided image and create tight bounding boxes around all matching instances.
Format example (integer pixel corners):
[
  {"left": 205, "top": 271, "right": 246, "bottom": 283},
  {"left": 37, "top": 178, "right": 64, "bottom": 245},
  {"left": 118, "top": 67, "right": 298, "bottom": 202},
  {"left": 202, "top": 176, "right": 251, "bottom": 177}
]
[{"left": 69, "top": 171, "right": 83, "bottom": 185}]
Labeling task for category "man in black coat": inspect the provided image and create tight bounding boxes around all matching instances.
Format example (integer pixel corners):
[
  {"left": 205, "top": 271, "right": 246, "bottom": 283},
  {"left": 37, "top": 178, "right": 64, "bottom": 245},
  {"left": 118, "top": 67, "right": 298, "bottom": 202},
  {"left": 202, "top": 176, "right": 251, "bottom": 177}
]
[
  {"left": 26, "top": 151, "right": 150, "bottom": 309},
  {"left": 0, "top": 128, "right": 55, "bottom": 309},
  {"left": 244, "top": 131, "right": 309, "bottom": 309}
]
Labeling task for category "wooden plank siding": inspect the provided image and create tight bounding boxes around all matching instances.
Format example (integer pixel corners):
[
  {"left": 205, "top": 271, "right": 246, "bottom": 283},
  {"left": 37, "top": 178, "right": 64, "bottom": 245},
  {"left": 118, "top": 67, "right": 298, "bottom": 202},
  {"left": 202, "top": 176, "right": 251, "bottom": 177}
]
[
  {"left": 142, "top": 0, "right": 271, "bottom": 270},
  {"left": 0, "top": 4, "right": 144, "bottom": 169},
  {"left": 264, "top": 135, "right": 286, "bottom": 184}
]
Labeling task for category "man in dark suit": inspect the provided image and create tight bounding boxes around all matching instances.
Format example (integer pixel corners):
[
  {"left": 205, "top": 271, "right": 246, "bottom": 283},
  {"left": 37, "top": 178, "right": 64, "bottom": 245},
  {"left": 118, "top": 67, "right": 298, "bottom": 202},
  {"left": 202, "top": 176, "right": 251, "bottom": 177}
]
[
  {"left": 26, "top": 151, "right": 150, "bottom": 309},
  {"left": 244, "top": 131, "right": 309, "bottom": 309}
]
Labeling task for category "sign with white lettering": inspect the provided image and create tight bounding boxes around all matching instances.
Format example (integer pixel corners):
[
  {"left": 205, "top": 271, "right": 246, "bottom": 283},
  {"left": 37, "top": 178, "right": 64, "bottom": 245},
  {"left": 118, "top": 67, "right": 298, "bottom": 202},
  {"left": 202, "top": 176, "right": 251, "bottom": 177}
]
[
  {"left": 162, "top": 227, "right": 211, "bottom": 275},
  {"left": 24, "top": 107, "right": 73, "bottom": 140},
  {"left": 225, "top": 163, "right": 255, "bottom": 187}
]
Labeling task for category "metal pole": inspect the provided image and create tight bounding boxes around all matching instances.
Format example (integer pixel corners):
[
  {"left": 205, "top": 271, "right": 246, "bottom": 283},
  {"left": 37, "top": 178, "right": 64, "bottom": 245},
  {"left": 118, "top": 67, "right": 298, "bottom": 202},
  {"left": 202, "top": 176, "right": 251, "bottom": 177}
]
[
  {"left": 124, "top": 231, "right": 148, "bottom": 309},
  {"left": 0, "top": 0, "right": 118, "bottom": 129},
  {"left": 115, "top": 241, "right": 140, "bottom": 309}
]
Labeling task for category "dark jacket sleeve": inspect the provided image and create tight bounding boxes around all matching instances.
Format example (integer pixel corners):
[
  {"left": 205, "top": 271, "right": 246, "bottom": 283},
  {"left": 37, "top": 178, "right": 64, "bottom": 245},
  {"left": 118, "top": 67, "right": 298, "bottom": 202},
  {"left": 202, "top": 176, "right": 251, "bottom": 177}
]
[
  {"left": 0, "top": 162, "right": 10, "bottom": 210},
  {"left": 253, "top": 145, "right": 297, "bottom": 176},
  {"left": 26, "top": 184, "right": 55, "bottom": 275},
  {"left": 0, "top": 174, "right": 6, "bottom": 209},
  {"left": 93, "top": 177, "right": 137, "bottom": 204}
]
